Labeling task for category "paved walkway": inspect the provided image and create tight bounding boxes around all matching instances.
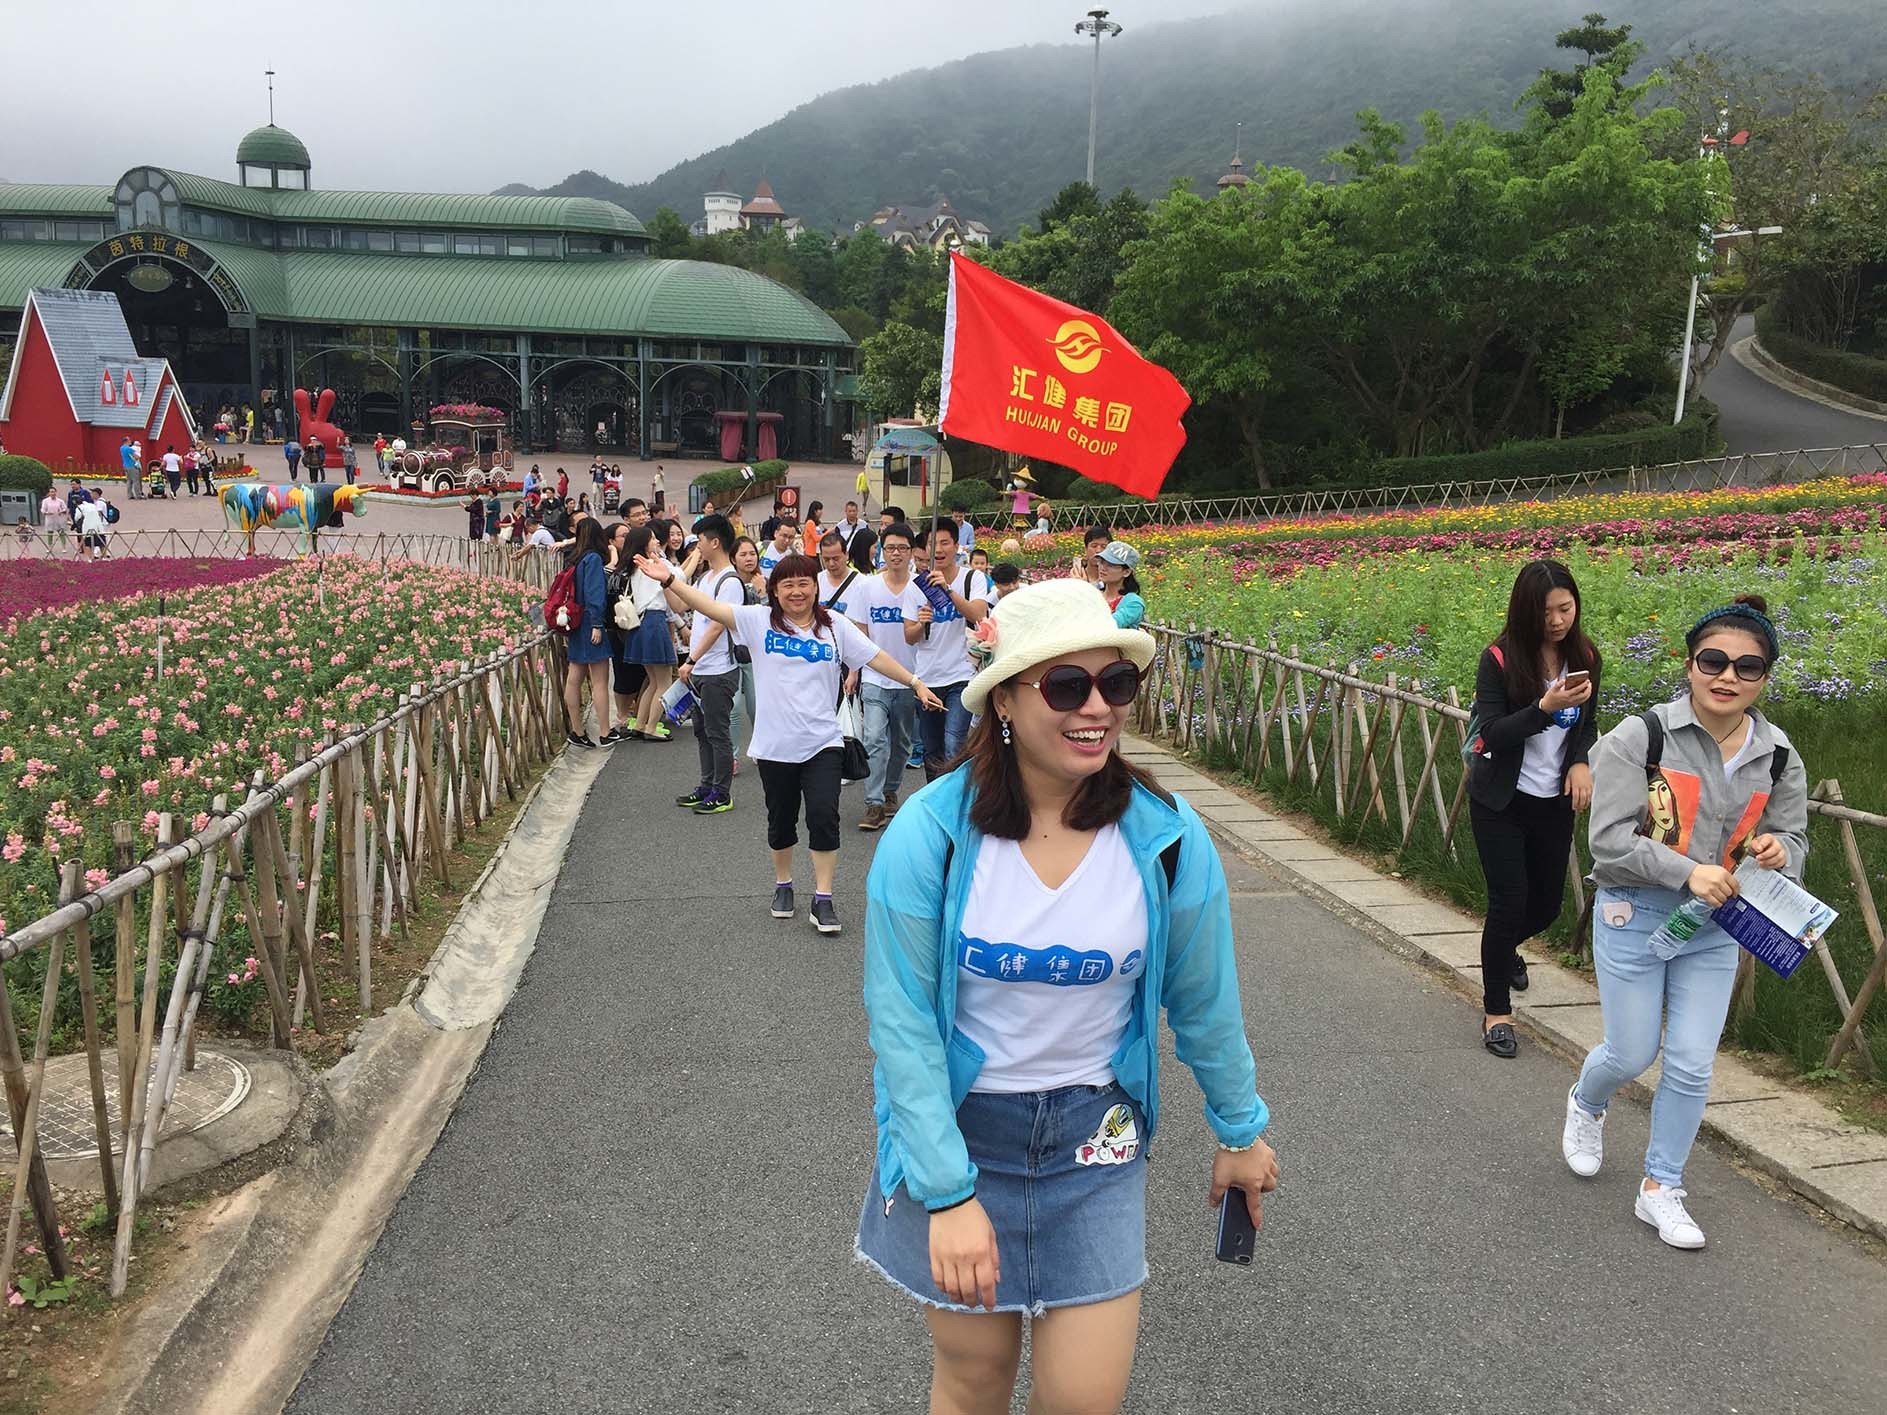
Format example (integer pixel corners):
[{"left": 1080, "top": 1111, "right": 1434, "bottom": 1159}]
[{"left": 286, "top": 737, "right": 1887, "bottom": 1414}]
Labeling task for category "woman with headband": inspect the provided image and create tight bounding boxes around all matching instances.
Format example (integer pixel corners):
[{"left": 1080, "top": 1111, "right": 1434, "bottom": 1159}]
[{"left": 1563, "top": 594, "right": 1808, "bottom": 1250}]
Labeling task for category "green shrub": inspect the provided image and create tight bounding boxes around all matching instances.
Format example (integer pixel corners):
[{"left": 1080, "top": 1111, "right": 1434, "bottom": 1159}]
[
  {"left": 1304, "top": 398, "right": 1722, "bottom": 489},
  {"left": 1756, "top": 306, "right": 1887, "bottom": 404},
  {"left": 0, "top": 455, "right": 53, "bottom": 494},
  {"left": 939, "top": 478, "right": 998, "bottom": 511},
  {"left": 691, "top": 458, "right": 790, "bottom": 501}
]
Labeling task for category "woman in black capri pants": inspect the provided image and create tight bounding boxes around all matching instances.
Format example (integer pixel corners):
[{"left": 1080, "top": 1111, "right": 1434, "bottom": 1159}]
[
  {"left": 635, "top": 550, "right": 941, "bottom": 936},
  {"left": 1466, "top": 559, "right": 1601, "bottom": 1058}
]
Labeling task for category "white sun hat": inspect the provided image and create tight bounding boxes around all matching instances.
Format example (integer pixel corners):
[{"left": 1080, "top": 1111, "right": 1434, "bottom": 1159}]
[{"left": 961, "top": 577, "right": 1155, "bottom": 716}]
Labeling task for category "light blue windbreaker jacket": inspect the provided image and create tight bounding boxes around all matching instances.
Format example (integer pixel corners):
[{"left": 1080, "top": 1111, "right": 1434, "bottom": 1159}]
[{"left": 863, "top": 767, "right": 1269, "bottom": 1211}]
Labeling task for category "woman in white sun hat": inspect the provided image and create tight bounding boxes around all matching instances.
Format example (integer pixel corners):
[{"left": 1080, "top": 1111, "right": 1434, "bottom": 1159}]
[{"left": 855, "top": 577, "right": 1277, "bottom": 1414}]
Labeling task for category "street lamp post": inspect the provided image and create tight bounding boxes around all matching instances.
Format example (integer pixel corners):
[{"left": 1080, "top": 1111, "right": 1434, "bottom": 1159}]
[{"left": 1075, "top": 8, "right": 1123, "bottom": 188}]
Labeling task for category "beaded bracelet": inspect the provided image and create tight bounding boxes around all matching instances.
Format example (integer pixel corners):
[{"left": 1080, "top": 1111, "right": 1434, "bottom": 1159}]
[{"left": 1218, "top": 1139, "right": 1259, "bottom": 1153}]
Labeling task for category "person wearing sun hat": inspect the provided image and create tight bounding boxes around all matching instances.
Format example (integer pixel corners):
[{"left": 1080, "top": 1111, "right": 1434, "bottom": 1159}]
[
  {"left": 855, "top": 577, "right": 1277, "bottom": 1411},
  {"left": 1095, "top": 539, "right": 1146, "bottom": 628}
]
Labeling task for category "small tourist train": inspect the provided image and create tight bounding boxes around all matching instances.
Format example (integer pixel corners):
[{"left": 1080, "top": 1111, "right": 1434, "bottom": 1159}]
[{"left": 389, "top": 405, "right": 516, "bottom": 494}]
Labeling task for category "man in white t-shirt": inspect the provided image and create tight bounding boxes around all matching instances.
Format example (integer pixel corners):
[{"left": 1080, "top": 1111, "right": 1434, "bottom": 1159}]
[
  {"left": 910, "top": 519, "right": 992, "bottom": 781},
  {"left": 849, "top": 521, "right": 925, "bottom": 831},
  {"left": 818, "top": 535, "right": 863, "bottom": 619},
  {"left": 832, "top": 500, "right": 865, "bottom": 550},
  {"left": 758, "top": 518, "right": 797, "bottom": 576},
  {"left": 675, "top": 514, "right": 748, "bottom": 814}
]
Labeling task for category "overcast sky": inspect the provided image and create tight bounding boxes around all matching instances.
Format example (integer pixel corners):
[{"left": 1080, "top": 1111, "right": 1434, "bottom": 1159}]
[{"left": 1, "top": 0, "right": 1242, "bottom": 193}]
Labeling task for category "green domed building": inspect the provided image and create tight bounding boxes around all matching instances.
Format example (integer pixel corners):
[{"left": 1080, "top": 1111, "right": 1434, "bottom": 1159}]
[{"left": 0, "top": 124, "right": 854, "bottom": 458}]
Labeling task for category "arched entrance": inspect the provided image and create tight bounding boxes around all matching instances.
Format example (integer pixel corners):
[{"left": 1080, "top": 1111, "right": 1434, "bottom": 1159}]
[
  {"left": 534, "top": 361, "right": 636, "bottom": 453},
  {"left": 647, "top": 364, "right": 745, "bottom": 457},
  {"left": 65, "top": 235, "right": 252, "bottom": 411},
  {"left": 759, "top": 368, "right": 825, "bottom": 462}
]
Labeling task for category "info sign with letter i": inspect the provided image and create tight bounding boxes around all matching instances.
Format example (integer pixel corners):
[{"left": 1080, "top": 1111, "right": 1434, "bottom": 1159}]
[{"left": 937, "top": 253, "right": 1191, "bottom": 498}]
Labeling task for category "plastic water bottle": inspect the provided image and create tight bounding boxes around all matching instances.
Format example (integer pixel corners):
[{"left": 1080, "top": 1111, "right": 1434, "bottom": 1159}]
[
  {"left": 660, "top": 680, "right": 696, "bottom": 728},
  {"left": 1648, "top": 896, "right": 1714, "bottom": 960}
]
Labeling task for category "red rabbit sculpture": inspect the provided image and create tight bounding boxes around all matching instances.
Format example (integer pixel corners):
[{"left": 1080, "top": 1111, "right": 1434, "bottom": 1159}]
[{"left": 293, "top": 387, "right": 348, "bottom": 456}]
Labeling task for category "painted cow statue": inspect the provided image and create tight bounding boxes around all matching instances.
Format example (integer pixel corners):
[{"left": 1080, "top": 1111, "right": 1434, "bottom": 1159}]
[{"left": 220, "top": 481, "right": 366, "bottom": 555}]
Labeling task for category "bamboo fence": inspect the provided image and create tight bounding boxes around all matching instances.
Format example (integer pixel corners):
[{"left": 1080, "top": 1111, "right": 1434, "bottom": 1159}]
[
  {"left": 1, "top": 541, "right": 565, "bottom": 1298},
  {"left": 1041, "top": 442, "right": 1887, "bottom": 532},
  {"left": 1133, "top": 622, "right": 1887, "bottom": 1078},
  {"left": 3, "top": 525, "right": 536, "bottom": 569}
]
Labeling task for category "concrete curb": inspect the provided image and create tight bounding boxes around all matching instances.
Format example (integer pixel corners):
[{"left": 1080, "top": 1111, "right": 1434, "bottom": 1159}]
[
  {"left": 92, "top": 746, "right": 603, "bottom": 1415},
  {"left": 1733, "top": 335, "right": 1887, "bottom": 420},
  {"left": 1121, "top": 736, "right": 1887, "bottom": 1244}
]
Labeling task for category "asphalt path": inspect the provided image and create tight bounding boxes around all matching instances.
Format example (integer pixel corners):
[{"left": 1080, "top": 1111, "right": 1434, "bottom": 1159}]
[
  {"left": 287, "top": 739, "right": 1887, "bottom": 1414},
  {"left": 1706, "top": 315, "right": 1887, "bottom": 456}
]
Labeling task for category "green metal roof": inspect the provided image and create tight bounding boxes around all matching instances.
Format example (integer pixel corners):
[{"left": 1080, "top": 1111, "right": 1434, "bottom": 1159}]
[
  {"left": 0, "top": 172, "right": 645, "bottom": 237},
  {"left": 236, "top": 125, "right": 311, "bottom": 168},
  {"left": 0, "top": 185, "right": 113, "bottom": 218},
  {"left": 231, "top": 248, "right": 848, "bottom": 342},
  {"left": 270, "top": 189, "right": 645, "bottom": 235},
  {"left": 0, "top": 237, "right": 850, "bottom": 347},
  {"left": 0, "top": 241, "right": 92, "bottom": 299}
]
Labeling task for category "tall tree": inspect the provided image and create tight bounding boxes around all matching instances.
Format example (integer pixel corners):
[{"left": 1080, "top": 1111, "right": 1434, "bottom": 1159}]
[
  {"left": 645, "top": 207, "right": 695, "bottom": 260},
  {"left": 1036, "top": 181, "right": 1103, "bottom": 233},
  {"left": 1528, "top": 12, "right": 1640, "bottom": 122},
  {"left": 1660, "top": 51, "right": 1882, "bottom": 389},
  {"left": 1109, "top": 174, "right": 1318, "bottom": 488},
  {"left": 857, "top": 321, "right": 943, "bottom": 419}
]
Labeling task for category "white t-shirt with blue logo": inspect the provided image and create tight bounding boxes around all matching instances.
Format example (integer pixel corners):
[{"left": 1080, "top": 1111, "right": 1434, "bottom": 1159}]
[
  {"left": 956, "top": 825, "right": 1148, "bottom": 1093},
  {"left": 912, "top": 569, "right": 992, "bottom": 687},
  {"left": 820, "top": 568, "right": 861, "bottom": 619},
  {"left": 849, "top": 573, "right": 926, "bottom": 690},
  {"left": 728, "top": 604, "right": 876, "bottom": 764},
  {"left": 1517, "top": 673, "right": 1580, "bottom": 799}
]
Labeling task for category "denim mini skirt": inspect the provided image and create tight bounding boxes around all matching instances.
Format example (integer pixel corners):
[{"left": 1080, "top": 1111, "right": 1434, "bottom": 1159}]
[{"left": 855, "top": 1081, "right": 1149, "bottom": 1317}]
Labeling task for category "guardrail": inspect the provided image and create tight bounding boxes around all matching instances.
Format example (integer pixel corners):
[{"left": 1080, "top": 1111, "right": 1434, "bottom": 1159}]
[
  {"left": 1040, "top": 443, "right": 1887, "bottom": 532},
  {"left": 1, "top": 540, "right": 564, "bottom": 1298},
  {"left": 1134, "top": 623, "right": 1887, "bottom": 1080}
]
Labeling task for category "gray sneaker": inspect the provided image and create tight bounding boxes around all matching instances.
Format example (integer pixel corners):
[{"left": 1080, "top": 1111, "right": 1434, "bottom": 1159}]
[
  {"left": 771, "top": 883, "right": 795, "bottom": 919},
  {"left": 810, "top": 897, "right": 841, "bottom": 935}
]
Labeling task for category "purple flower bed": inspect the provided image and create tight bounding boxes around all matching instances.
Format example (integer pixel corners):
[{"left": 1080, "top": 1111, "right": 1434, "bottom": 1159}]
[{"left": 0, "top": 558, "right": 284, "bottom": 626}]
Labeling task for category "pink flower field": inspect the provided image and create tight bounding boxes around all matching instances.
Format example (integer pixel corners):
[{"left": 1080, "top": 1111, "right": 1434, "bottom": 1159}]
[
  {"left": 0, "top": 557, "right": 538, "bottom": 944},
  {"left": 0, "top": 556, "right": 283, "bottom": 624}
]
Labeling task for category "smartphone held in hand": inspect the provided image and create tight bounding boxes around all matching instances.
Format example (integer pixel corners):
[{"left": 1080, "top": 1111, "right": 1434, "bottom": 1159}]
[{"left": 1216, "top": 1187, "right": 1257, "bottom": 1265}]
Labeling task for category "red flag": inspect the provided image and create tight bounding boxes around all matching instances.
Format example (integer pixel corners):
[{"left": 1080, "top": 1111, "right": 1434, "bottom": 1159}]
[{"left": 938, "top": 252, "right": 1189, "bottom": 497}]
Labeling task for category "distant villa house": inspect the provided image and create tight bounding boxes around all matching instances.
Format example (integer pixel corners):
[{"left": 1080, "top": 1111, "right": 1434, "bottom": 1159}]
[
  {"left": 694, "top": 173, "right": 805, "bottom": 239},
  {"left": 859, "top": 198, "right": 992, "bottom": 253}
]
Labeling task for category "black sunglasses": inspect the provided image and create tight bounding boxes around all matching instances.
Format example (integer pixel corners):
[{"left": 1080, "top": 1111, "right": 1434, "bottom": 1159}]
[
  {"left": 1691, "top": 648, "right": 1770, "bottom": 682},
  {"left": 1017, "top": 661, "right": 1143, "bottom": 712}
]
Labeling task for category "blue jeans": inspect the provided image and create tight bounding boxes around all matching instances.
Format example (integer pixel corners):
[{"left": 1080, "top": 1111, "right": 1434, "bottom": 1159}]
[
  {"left": 860, "top": 683, "right": 914, "bottom": 807},
  {"left": 1574, "top": 884, "right": 1740, "bottom": 1186},
  {"left": 916, "top": 679, "right": 970, "bottom": 779}
]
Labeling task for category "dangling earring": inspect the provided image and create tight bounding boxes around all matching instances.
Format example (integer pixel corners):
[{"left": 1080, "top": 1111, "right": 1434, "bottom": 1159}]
[{"left": 1000, "top": 717, "right": 1013, "bottom": 746}]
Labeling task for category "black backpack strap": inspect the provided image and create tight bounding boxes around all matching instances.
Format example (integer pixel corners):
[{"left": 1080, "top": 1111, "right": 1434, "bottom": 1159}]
[
  {"left": 1769, "top": 744, "right": 1789, "bottom": 784},
  {"left": 1638, "top": 709, "right": 1664, "bottom": 780}
]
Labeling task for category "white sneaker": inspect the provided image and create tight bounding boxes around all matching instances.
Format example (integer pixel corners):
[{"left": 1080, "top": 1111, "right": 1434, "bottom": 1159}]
[
  {"left": 1635, "top": 1183, "right": 1706, "bottom": 1250},
  {"left": 1561, "top": 1086, "right": 1604, "bottom": 1178}
]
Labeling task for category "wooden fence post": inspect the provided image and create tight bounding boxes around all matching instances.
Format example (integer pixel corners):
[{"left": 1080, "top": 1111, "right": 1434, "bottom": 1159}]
[
  {"left": 0, "top": 889, "right": 69, "bottom": 1299},
  {"left": 0, "top": 951, "right": 69, "bottom": 1284},
  {"left": 61, "top": 859, "right": 121, "bottom": 1216},
  {"left": 112, "top": 814, "right": 173, "bottom": 1294},
  {"left": 111, "top": 821, "right": 138, "bottom": 1144}
]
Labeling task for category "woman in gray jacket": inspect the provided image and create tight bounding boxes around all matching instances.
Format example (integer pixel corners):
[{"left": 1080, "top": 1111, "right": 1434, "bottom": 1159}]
[{"left": 1562, "top": 594, "right": 1808, "bottom": 1250}]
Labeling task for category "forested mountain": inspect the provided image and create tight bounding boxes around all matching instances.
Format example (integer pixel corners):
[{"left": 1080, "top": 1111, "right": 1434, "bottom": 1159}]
[{"left": 498, "top": 0, "right": 1884, "bottom": 236}]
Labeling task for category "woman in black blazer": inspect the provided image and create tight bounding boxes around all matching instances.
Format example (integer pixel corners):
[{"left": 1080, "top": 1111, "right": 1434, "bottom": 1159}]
[{"left": 1467, "top": 559, "right": 1602, "bottom": 1057}]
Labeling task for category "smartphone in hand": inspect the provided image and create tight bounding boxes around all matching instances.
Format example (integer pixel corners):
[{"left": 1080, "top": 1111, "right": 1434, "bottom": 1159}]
[
  {"left": 1562, "top": 670, "right": 1591, "bottom": 686},
  {"left": 1215, "top": 1187, "right": 1257, "bottom": 1265}
]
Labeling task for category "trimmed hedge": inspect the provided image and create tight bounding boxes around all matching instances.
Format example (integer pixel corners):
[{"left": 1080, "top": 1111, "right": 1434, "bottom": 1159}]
[
  {"left": 0, "top": 455, "right": 53, "bottom": 494},
  {"left": 939, "top": 478, "right": 999, "bottom": 511},
  {"left": 1755, "top": 306, "right": 1887, "bottom": 404},
  {"left": 692, "top": 458, "right": 789, "bottom": 502},
  {"left": 1305, "top": 399, "right": 1723, "bottom": 489}
]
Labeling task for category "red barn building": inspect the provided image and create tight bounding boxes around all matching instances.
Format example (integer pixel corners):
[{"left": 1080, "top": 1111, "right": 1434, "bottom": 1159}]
[{"left": 0, "top": 287, "right": 197, "bottom": 473}]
